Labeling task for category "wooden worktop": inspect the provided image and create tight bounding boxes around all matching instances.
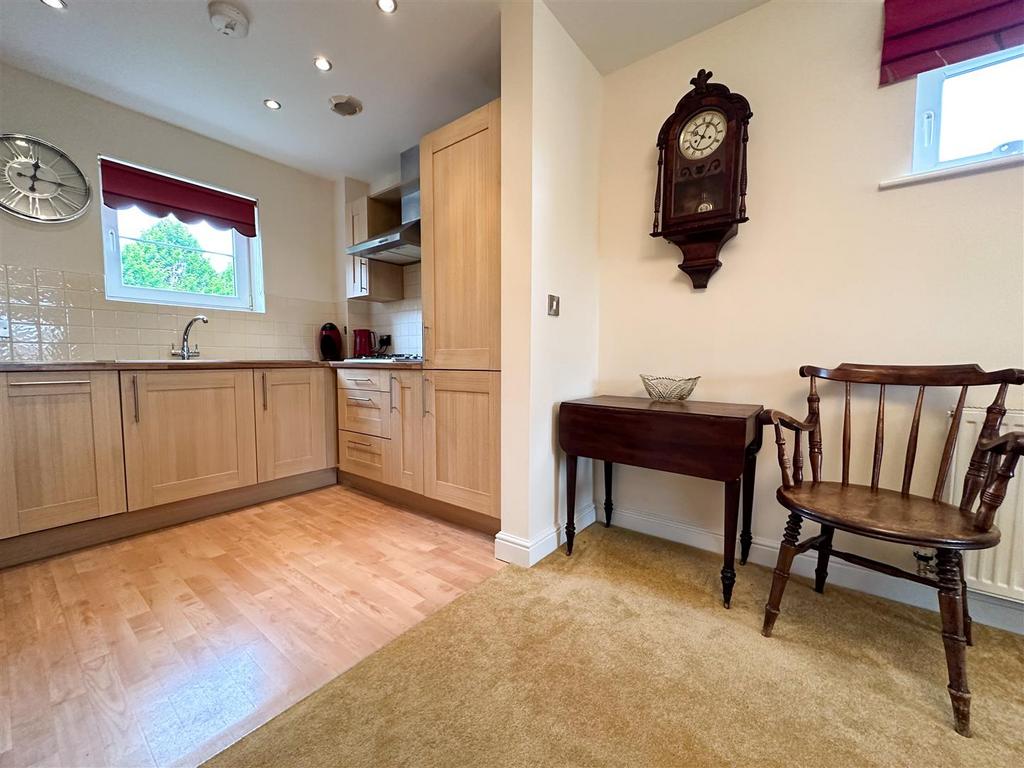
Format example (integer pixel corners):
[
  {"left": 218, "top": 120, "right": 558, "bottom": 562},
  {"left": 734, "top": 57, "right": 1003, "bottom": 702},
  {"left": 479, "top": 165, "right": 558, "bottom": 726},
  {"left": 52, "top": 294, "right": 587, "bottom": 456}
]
[
  {"left": 0, "top": 359, "right": 426, "bottom": 373},
  {"left": 0, "top": 360, "right": 331, "bottom": 373}
]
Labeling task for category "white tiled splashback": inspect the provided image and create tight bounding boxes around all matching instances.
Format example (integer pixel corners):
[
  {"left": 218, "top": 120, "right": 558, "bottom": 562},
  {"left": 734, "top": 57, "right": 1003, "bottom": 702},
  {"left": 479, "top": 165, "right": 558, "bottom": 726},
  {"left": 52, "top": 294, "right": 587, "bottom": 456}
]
[
  {"left": 0, "top": 264, "right": 339, "bottom": 363},
  {"left": 347, "top": 263, "right": 423, "bottom": 356}
]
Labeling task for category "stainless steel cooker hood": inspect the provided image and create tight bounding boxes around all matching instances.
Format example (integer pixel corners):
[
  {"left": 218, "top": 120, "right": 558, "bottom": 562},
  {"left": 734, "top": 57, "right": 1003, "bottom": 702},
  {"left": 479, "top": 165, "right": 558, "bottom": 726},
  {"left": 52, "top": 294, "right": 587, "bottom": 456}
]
[{"left": 346, "top": 146, "right": 420, "bottom": 265}]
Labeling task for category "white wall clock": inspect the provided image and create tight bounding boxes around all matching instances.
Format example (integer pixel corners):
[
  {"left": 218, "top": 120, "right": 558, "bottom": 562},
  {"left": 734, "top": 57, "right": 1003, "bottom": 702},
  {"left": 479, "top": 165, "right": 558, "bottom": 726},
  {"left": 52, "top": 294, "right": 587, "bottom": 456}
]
[{"left": 0, "top": 133, "right": 92, "bottom": 223}]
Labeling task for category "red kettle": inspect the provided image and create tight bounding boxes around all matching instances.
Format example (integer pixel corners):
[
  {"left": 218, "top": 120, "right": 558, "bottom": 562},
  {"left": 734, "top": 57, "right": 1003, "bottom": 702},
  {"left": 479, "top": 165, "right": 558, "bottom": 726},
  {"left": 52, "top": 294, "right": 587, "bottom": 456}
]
[{"left": 352, "top": 328, "right": 376, "bottom": 357}]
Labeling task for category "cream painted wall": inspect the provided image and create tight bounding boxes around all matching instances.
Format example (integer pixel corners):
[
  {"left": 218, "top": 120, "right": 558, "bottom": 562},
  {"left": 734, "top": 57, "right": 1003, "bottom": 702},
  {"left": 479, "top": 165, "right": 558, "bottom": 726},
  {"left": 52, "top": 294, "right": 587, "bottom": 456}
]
[
  {"left": 497, "top": 1, "right": 602, "bottom": 563},
  {"left": 499, "top": 1, "right": 536, "bottom": 547},
  {"left": 528, "top": 1, "right": 602, "bottom": 542},
  {"left": 0, "top": 63, "right": 337, "bottom": 305},
  {"left": 595, "top": 0, "right": 1024, "bottom": 577}
]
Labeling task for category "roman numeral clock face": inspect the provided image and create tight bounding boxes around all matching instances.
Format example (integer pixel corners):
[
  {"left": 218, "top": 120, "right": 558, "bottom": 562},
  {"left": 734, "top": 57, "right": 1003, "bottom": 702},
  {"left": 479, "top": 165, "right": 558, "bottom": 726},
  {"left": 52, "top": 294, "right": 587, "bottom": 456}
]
[
  {"left": 679, "top": 110, "right": 727, "bottom": 160},
  {"left": 0, "top": 134, "right": 92, "bottom": 223}
]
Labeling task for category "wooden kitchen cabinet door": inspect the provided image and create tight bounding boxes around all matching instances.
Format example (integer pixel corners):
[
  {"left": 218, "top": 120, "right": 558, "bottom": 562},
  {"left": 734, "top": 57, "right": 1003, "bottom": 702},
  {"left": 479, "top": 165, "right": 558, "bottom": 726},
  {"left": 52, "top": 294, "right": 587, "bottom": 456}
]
[
  {"left": 423, "top": 370, "right": 500, "bottom": 517},
  {"left": 256, "top": 368, "right": 328, "bottom": 482},
  {"left": 420, "top": 99, "right": 501, "bottom": 371},
  {"left": 386, "top": 371, "right": 424, "bottom": 494},
  {"left": 338, "top": 388, "right": 391, "bottom": 438},
  {"left": 0, "top": 372, "right": 126, "bottom": 538},
  {"left": 121, "top": 370, "right": 257, "bottom": 510}
]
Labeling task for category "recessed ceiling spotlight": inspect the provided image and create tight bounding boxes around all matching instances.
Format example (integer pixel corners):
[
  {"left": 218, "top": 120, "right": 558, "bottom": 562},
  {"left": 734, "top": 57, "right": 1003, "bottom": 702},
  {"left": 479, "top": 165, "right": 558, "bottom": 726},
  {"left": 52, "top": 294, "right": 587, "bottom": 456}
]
[
  {"left": 313, "top": 56, "right": 333, "bottom": 72},
  {"left": 263, "top": 99, "right": 282, "bottom": 110},
  {"left": 376, "top": 0, "right": 397, "bottom": 14},
  {"left": 39, "top": 0, "right": 68, "bottom": 9}
]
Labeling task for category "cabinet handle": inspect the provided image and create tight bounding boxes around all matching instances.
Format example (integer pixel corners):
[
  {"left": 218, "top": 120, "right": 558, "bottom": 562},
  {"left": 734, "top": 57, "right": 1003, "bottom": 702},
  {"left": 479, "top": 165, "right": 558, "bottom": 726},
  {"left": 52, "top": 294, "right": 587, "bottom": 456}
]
[
  {"left": 131, "top": 374, "right": 140, "bottom": 423},
  {"left": 9, "top": 379, "right": 90, "bottom": 386},
  {"left": 423, "top": 376, "right": 431, "bottom": 416},
  {"left": 390, "top": 375, "right": 398, "bottom": 411},
  {"left": 422, "top": 325, "right": 430, "bottom": 361},
  {"left": 347, "top": 376, "right": 374, "bottom": 383},
  {"left": 262, "top": 372, "right": 268, "bottom": 410},
  {"left": 349, "top": 440, "right": 372, "bottom": 447},
  {"left": 347, "top": 396, "right": 373, "bottom": 402}
]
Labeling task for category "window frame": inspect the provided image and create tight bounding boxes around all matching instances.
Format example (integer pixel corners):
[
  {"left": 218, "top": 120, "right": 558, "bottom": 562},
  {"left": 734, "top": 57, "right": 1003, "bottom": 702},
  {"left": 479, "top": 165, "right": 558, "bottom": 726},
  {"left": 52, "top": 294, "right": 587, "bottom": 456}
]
[
  {"left": 98, "top": 160, "right": 265, "bottom": 313},
  {"left": 913, "top": 46, "right": 1024, "bottom": 175}
]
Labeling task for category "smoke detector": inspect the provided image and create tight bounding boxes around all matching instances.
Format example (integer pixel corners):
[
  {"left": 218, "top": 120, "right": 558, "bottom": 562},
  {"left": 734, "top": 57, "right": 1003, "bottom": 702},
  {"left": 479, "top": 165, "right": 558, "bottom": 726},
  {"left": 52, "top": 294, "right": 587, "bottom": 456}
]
[
  {"left": 329, "top": 95, "right": 364, "bottom": 117},
  {"left": 209, "top": 2, "right": 249, "bottom": 39}
]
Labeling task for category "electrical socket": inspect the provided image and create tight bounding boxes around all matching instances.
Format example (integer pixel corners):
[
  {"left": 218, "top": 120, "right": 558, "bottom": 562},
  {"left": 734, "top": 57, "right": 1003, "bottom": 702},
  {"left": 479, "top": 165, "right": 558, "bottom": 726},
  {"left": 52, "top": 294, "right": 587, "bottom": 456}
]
[{"left": 0, "top": 317, "right": 9, "bottom": 339}]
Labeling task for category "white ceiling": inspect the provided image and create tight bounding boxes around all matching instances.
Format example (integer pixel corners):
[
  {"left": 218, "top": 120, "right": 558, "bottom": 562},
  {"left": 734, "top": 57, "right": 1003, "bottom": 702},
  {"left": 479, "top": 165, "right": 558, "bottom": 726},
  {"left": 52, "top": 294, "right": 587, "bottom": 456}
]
[
  {"left": 0, "top": 0, "right": 502, "bottom": 182},
  {"left": 0, "top": 1, "right": 764, "bottom": 182},
  {"left": 546, "top": 0, "right": 769, "bottom": 75}
]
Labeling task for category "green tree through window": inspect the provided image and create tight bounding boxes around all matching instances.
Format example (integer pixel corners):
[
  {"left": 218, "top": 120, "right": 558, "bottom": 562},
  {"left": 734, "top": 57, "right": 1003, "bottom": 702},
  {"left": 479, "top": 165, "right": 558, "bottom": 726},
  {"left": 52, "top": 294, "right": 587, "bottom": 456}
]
[{"left": 120, "top": 218, "right": 235, "bottom": 296}]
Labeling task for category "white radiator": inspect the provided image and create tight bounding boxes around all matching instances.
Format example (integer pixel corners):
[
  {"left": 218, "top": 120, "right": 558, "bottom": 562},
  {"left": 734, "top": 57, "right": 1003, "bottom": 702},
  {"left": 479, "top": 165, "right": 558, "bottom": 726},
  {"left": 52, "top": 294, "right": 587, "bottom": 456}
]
[{"left": 947, "top": 407, "right": 1024, "bottom": 603}]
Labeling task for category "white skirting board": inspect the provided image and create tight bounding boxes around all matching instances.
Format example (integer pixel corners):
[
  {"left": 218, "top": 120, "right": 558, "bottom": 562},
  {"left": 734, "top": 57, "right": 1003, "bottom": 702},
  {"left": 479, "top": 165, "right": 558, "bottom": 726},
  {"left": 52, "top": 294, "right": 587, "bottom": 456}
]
[
  {"left": 494, "top": 503, "right": 597, "bottom": 566},
  {"left": 602, "top": 502, "right": 1023, "bottom": 635}
]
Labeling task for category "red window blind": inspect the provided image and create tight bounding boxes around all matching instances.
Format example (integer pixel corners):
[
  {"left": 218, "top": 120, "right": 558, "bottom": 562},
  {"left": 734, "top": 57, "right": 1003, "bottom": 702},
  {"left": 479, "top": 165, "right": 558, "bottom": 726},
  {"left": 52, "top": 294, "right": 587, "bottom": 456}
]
[
  {"left": 99, "top": 158, "right": 258, "bottom": 237},
  {"left": 880, "top": 0, "right": 1024, "bottom": 86}
]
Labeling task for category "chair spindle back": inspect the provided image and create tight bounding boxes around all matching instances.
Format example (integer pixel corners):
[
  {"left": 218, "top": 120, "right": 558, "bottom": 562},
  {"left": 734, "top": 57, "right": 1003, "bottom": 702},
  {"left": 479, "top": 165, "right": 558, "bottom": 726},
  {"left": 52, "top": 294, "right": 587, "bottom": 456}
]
[{"left": 779, "top": 364, "right": 1024, "bottom": 533}]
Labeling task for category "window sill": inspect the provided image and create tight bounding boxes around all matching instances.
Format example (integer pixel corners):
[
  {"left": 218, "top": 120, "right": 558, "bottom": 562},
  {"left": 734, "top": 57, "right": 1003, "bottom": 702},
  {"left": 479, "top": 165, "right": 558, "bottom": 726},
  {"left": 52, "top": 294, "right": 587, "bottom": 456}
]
[{"left": 878, "top": 155, "right": 1024, "bottom": 190}]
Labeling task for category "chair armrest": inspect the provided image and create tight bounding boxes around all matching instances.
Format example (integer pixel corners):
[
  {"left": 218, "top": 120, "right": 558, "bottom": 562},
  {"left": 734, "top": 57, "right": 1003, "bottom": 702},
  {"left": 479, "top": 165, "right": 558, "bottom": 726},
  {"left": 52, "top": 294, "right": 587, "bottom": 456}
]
[
  {"left": 759, "top": 408, "right": 817, "bottom": 433},
  {"left": 975, "top": 431, "right": 1024, "bottom": 532},
  {"left": 978, "top": 431, "right": 1024, "bottom": 456},
  {"left": 760, "top": 408, "right": 819, "bottom": 489}
]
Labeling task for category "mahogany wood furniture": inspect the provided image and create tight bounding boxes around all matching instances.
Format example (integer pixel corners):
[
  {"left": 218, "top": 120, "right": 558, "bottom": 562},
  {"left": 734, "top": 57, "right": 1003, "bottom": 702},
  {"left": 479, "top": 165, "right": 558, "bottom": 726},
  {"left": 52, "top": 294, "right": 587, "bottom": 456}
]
[
  {"left": 558, "top": 396, "right": 763, "bottom": 607},
  {"left": 760, "top": 363, "right": 1024, "bottom": 737},
  {"left": 650, "top": 69, "right": 752, "bottom": 288}
]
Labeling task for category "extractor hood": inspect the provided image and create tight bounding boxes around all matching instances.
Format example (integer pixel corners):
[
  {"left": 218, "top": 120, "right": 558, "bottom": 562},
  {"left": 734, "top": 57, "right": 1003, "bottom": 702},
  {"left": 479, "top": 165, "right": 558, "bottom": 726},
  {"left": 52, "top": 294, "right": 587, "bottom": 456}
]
[{"left": 346, "top": 146, "right": 420, "bottom": 265}]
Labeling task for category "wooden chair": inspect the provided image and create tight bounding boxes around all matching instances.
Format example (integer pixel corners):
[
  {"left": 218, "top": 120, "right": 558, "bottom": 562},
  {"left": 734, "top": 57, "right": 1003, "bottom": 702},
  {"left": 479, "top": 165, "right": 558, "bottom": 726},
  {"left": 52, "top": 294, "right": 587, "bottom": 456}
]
[{"left": 759, "top": 363, "right": 1024, "bottom": 737}]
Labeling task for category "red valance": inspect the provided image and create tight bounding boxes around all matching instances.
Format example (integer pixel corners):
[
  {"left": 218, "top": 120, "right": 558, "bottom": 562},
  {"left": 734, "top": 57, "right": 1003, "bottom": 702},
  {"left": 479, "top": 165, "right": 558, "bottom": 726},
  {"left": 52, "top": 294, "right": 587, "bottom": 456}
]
[
  {"left": 100, "top": 158, "right": 258, "bottom": 237},
  {"left": 880, "top": 0, "right": 1024, "bottom": 86}
]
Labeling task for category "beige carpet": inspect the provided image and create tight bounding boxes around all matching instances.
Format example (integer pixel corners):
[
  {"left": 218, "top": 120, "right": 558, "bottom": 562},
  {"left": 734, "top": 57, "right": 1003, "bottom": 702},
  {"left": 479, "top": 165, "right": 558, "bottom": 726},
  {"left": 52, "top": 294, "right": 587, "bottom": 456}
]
[{"left": 205, "top": 525, "right": 1024, "bottom": 767}]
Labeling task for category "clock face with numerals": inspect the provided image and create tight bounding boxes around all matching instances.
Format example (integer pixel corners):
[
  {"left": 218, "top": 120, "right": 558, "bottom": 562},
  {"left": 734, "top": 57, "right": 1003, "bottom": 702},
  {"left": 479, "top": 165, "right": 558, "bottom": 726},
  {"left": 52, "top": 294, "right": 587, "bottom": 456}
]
[
  {"left": 0, "top": 134, "right": 92, "bottom": 223},
  {"left": 678, "top": 109, "right": 727, "bottom": 160}
]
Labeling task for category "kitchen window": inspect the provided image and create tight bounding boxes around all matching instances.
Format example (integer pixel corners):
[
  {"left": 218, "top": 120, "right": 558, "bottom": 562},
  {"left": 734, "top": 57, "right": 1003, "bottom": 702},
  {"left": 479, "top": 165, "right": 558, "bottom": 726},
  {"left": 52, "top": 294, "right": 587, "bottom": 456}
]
[
  {"left": 99, "top": 157, "right": 265, "bottom": 312},
  {"left": 912, "top": 46, "right": 1024, "bottom": 174}
]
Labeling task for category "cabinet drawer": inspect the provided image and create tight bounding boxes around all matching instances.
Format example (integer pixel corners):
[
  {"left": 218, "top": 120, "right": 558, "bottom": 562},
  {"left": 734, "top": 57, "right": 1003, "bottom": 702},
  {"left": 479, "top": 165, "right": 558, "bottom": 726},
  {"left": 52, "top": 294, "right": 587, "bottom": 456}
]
[
  {"left": 338, "top": 431, "right": 386, "bottom": 482},
  {"left": 338, "top": 389, "right": 391, "bottom": 438},
  {"left": 337, "top": 369, "right": 386, "bottom": 392}
]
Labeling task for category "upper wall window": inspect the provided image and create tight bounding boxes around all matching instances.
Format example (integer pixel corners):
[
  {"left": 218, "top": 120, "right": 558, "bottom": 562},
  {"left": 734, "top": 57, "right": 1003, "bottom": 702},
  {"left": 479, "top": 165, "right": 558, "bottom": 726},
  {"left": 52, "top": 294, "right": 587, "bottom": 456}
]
[
  {"left": 913, "top": 46, "right": 1024, "bottom": 174},
  {"left": 99, "top": 158, "right": 265, "bottom": 312}
]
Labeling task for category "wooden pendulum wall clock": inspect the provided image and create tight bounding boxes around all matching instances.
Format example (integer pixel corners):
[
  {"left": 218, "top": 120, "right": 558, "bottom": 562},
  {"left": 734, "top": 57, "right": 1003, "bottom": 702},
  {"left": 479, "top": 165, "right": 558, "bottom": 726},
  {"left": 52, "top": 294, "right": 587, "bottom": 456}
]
[{"left": 650, "top": 69, "right": 752, "bottom": 289}]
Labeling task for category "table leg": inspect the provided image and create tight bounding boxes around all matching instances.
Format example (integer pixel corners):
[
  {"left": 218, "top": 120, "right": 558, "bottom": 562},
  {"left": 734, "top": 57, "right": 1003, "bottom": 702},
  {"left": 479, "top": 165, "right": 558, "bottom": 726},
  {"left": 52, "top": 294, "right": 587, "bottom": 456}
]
[
  {"left": 603, "top": 460, "right": 613, "bottom": 527},
  {"left": 740, "top": 449, "right": 756, "bottom": 565},
  {"left": 721, "top": 478, "right": 741, "bottom": 608},
  {"left": 565, "top": 455, "right": 578, "bottom": 555}
]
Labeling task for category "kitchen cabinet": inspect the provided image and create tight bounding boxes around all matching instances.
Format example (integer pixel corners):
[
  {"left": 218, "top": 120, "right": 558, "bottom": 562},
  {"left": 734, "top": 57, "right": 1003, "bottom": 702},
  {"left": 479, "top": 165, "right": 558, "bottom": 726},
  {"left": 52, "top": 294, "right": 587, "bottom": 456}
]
[
  {"left": 345, "top": 195, "right": 404, "bottom": 302},
  {"left": 347, "top": 256, "right": 404, "bottom": 302},
  {"left": 121, "top": 370, "right": 257, "bottom": 510},
  {"left": 386, "top": 370, "right": 424, "bottom": 494},
  {"left": 421, "top": 99, "right": 501, "bottom": 370},
  {"left": 338, "top": 387, "right": 391, "bottom": 438},
  {"left": 0, "top": 372, "right": 126, "bottom": 538},
  {"left": 339, "top": 432, "right": 387, "bottom": 483},
  {"left": 256, "top": 368, "right": 328, "bottom": 482},
  {"left": 423, "top": 370, "right": 500, "bottom": 517}
]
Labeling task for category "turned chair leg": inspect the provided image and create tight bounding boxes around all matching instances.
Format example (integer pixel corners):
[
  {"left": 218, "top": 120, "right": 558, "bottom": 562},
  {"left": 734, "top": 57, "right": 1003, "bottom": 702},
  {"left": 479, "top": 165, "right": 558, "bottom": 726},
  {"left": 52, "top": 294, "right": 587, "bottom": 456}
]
[
  {"left": 814, "top": 524, "right": 835, "bottom": 594},
  {"left": 958, "top": 556, "right": 973, "bottom": 647},
  {"left": 762, "top": 512, "right": 803, "bottom": 638},
  {"left": 937, "top": 549, "right": 972, "bottom": 737}
]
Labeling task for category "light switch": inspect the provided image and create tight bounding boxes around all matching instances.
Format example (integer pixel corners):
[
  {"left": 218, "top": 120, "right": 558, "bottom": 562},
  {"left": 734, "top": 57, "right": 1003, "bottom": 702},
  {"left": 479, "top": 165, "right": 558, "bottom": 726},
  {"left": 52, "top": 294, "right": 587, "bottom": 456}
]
[{"left": 547, "top": 294, "right": 560, "bottom": 316}]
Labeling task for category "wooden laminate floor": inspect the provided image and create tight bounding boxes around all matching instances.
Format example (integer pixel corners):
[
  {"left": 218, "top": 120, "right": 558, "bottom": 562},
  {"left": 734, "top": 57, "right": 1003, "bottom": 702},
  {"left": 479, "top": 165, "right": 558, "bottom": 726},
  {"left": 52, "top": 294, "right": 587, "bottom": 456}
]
[{"left": 0, "top": 485, "right": 504, "bottom": 768}]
